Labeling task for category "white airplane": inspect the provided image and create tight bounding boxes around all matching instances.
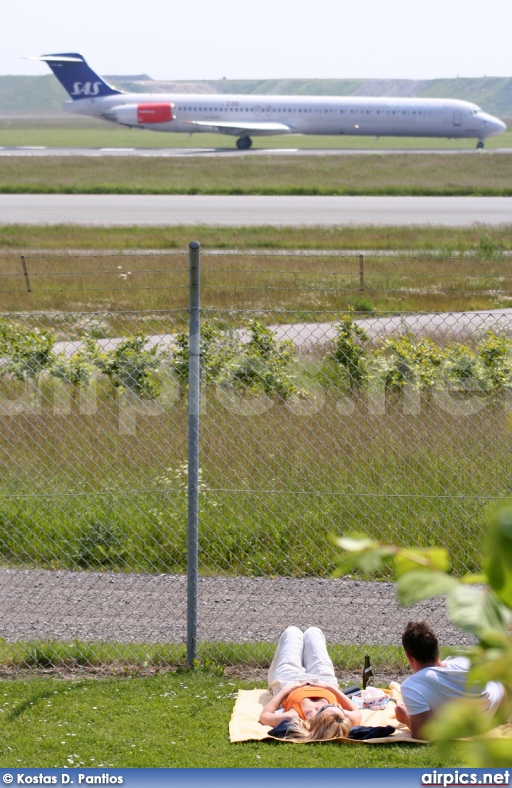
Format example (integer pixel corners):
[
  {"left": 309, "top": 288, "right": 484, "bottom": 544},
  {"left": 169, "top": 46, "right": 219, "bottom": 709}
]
[{"left": 34, "top": 52, "right": 506, "bottom": 150}]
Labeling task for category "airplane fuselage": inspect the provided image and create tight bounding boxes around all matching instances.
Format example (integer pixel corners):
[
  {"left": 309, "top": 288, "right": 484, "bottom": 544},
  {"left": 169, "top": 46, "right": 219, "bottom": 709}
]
[{"left": 66, "top": 93, "right": 504, "bottom": 141}]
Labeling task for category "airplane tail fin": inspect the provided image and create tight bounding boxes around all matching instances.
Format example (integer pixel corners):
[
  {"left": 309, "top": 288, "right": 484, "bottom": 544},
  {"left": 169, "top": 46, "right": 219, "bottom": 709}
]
[{"left": 32, "top": 53, "right": 122, "bottom": 100}]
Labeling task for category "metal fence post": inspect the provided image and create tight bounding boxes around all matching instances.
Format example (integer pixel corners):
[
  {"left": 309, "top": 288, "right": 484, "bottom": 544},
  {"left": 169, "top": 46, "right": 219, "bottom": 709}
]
[
  {"left": 359, "top": 253, "right": 364, "bottom": 291},
  {"left": 187, "top": 241, "right": 201, "bottom": 666}
]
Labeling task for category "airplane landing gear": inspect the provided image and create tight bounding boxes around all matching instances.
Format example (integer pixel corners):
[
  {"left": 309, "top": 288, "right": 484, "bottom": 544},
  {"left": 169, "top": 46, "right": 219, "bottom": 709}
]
[
  {"left": 476, "top": 140, "right": 484, "bottom": 149},
  {"left": 236, "top": 136, "right": 252, "bottom": 150}
]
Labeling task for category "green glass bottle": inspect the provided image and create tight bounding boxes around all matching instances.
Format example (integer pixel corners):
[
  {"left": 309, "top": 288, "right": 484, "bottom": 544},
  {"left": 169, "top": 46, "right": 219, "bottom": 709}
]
[{"left": 362, "top": 655, "right": 374, "bottom": 689}]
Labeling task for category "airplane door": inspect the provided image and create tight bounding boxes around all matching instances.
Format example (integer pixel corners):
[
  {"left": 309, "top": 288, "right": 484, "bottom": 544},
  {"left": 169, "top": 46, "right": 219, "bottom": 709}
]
[{"left": 453, "top": 111, "right": 461, "bottom": 126}]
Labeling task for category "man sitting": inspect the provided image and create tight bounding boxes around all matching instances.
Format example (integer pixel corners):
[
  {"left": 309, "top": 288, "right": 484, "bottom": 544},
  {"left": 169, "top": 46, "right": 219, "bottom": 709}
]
[{"left": 395, "top": 621, "right": 506, "bottom": 740}]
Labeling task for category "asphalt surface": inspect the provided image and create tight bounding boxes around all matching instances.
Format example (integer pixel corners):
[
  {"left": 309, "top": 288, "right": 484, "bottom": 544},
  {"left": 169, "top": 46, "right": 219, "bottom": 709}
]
[
  {"left": 2, "top": 194, "right": 512, "bottom": 226},
  {"left": 1, "top": 146, "right": 511, "bottom": 157}
]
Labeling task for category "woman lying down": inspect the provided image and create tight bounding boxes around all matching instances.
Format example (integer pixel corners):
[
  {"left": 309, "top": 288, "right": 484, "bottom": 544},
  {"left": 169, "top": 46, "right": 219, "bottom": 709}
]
[{"left": 259, "top": 626, "right": 362, "bottom": 742}]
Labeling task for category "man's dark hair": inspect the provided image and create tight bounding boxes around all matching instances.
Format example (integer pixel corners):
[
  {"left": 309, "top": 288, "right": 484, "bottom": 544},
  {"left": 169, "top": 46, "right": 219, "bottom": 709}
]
[{"left": 402, "top": 621, "right": 439, "bottom": 665}]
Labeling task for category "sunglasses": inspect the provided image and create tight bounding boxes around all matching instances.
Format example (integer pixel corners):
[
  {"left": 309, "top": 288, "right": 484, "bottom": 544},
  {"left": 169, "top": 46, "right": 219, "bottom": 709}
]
[{"left": 316, "top": 703, "right": 345, "bottom": 717}]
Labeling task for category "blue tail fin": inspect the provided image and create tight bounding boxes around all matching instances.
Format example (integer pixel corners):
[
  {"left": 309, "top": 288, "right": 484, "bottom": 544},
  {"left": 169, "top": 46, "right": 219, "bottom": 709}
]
[{"left": 35, "top": 53, "right": 122, "bottom": 99}]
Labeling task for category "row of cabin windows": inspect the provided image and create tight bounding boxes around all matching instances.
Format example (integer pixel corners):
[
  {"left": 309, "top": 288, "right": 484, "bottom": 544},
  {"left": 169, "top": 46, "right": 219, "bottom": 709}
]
[{"left": 178, "top": 106, "right": 440, "bottom": 116}]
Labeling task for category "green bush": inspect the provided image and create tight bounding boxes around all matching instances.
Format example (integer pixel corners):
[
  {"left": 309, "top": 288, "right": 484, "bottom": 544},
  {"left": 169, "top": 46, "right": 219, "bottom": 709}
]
[
  {"left": 0, "top": 319, "right": 55, "bottom": 382},
  {"left": 74, "top": 520, "right": 130, "bottom": 568},
  {"left": 327, "top": 311, "right": 369, "bottom": 390}
]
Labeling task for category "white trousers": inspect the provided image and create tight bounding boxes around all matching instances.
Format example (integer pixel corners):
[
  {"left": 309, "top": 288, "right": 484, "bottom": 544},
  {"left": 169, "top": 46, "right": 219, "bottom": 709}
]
[{"left": 267, "top": 626, "right": 339, "bottom": 695}]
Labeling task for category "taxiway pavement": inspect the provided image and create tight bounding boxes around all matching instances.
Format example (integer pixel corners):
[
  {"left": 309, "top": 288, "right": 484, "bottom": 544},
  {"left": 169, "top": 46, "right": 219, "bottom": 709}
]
[{"left": 1, "top": 194, "right": 511, "bottom": 226}]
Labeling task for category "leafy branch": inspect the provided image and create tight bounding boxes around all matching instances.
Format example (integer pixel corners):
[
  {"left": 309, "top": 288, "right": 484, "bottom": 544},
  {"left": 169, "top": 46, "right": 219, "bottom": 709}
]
[{"left": 334, "top": 503, "right": 512, "bottom": 764}]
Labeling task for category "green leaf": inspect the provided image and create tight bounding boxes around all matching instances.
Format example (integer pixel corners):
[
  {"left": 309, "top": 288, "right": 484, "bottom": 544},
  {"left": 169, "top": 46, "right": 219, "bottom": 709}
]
[
  {"left": 446, "top": 586, "right": 511, "bottom": 636},
  {"left": 395, "top": 547, "right": 449, "bottom": 577},
  {"left": 356, "top": 548, "right": 394, "bottom": 573},
  {"left": 485, "top": 503, "right": 512, "bottom": 607},
  {"left": 461, "top": 572, "right": 487, "bottom": 584},
  {"left": 333, "top": 554, "right": 365, "bottom": 578},
  {"left": 468, "top": 648, "right": 512, "bottom": 687},
  {"left": 397, "top": 570, "right": 460, "bottom": 607},
  {"left": 334, "top": 535, "right": 379, "bottom": 553},
  {"left": 334, "top": 547, "right": 394, "bottom": 576},
  {"left": 465, "top": 739, "right": 512, "bottom": 769},
  {"left": 423, "top": 698, "right": 493, "bottom": 741}
]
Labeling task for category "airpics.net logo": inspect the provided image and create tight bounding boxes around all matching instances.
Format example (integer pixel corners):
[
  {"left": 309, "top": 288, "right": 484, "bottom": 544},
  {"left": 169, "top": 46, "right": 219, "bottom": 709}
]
[
  {"left": 421, "top": 770, "right": 510, "bottom": 787},
  {"left": 71, "top": 82, "right": 102, "bottom": 96},
  {"left": 1, "top": 372, "right": 512, "bottom": 434}
]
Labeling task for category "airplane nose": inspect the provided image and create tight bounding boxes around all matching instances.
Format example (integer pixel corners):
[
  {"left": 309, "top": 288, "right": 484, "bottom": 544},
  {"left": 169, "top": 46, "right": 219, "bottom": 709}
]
[{"left": 486, "top": 115, "right": 507, "bottom": 135}]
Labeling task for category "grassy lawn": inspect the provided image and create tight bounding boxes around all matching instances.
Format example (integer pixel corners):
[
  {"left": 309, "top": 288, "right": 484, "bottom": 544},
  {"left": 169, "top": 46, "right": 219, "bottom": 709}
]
[
  {"left": 0, "top": 673, "right": 466, "bottom": 768},
  {"left": 2, "top": 153, "right": 512, "bottom": 195}
]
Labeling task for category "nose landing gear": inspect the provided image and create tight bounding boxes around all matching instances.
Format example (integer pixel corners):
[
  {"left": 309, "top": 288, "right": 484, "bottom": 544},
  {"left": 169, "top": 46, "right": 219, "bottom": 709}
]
[
  {"left": 236, "top": 136, "right": 253, "bottom": 150},
  {"left": 476, "top": 140, "right": 484, "bottom": 149}
]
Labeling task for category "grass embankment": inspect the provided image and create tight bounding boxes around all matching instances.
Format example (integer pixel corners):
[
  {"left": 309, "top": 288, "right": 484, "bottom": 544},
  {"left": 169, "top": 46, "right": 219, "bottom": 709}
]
[
  {"left": 0, "top": 673, "right": 464, "bottom": 768},
  {"left": 2, "top": 153, "right": 512, "bottom": 195},
  {"left": 0, "top": 113, "right": 510, "bottom": 150},
  {"left": 1, "top": 245, "right": 512, "bottom": 314}
]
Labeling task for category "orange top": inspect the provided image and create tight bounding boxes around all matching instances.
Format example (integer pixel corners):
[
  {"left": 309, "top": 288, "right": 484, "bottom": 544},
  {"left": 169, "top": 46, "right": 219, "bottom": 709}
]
[{"left": 283, "top": 685, "right": 339, "bottom": 721}]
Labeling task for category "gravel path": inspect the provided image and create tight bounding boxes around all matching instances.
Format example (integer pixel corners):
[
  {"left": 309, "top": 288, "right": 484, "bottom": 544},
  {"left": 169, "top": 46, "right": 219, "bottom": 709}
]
[{"left": 0, "top": 568, "right": 474, "bottom": 647}]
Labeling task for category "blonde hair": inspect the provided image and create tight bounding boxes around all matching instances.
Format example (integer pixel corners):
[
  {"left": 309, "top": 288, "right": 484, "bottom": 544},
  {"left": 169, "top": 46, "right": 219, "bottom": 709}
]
[{"left": 286, "top": 710, "right": 352, "bottom": 742}]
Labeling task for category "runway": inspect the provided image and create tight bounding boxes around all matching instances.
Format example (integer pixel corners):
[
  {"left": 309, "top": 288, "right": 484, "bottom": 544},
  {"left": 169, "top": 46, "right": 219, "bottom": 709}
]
[
  {"left": 0, "top": 146, "right": 510, "bottom": 158},
  {"left": 1, "top": 194, "right": 512, "bottom": 226}
]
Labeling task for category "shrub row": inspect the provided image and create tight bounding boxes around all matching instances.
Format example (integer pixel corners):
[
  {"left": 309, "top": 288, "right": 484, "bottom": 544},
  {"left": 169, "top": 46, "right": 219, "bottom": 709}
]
[{"left": 2, "top": 314, "right": 512, "bottom": 403}]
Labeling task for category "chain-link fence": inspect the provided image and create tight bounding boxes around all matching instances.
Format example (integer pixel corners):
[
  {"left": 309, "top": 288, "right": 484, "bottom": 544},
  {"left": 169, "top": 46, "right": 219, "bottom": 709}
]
[{"left": 1, "top": 247, "right": 511, "bottom": 672}]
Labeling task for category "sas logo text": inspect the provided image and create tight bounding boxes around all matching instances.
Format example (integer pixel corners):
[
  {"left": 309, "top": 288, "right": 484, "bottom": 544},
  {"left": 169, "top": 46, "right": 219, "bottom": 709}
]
[{"left": 71, "top": 81, "right": 102, "bottom": 96}]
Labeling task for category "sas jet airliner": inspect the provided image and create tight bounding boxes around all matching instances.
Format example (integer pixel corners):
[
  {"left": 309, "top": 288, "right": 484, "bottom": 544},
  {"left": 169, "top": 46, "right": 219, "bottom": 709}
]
[{"left": 34, "top": 52, "right": 506, "bottom": 150}]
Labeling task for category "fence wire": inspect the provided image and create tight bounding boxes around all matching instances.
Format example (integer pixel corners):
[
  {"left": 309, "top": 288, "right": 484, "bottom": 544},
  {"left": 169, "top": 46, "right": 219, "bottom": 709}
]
[{"left": 0, "top": 254, "right": 511, "bottom": 673}]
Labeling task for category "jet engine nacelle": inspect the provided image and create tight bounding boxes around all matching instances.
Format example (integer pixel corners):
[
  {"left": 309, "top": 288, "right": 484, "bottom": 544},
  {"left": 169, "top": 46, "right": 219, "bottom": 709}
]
[{"left": 105, "top": 103, "right": 174, "bottom": 126}]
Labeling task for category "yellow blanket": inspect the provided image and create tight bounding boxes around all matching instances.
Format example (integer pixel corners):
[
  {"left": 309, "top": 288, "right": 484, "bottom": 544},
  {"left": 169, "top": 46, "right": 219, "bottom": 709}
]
[{"left": 229, "top": 686, "right": 425, "bottom": 744}]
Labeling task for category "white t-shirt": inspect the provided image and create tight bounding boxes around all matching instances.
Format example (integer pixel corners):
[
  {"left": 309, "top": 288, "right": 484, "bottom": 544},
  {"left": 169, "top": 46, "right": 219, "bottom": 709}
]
[{"left": 401, "top": 656, "right": 505, "bottom": 717}]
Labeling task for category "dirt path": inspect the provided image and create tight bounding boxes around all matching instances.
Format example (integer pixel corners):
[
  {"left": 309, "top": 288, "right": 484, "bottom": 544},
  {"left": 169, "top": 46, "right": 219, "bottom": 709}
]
[{"left": 0, "top": 568, "right": 474, "bottom": 647}]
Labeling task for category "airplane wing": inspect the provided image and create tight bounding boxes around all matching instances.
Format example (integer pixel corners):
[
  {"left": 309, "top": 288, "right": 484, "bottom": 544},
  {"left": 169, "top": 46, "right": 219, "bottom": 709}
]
[{"left": 184, "top": 120, "right": 294, "bottom": 134}]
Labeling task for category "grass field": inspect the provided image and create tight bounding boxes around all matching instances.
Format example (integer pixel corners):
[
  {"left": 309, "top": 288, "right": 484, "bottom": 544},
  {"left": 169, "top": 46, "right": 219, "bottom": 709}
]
[
  {"left": 2, "top": 152, "right": 512, "bottom": 195},
  {"left": 2, "top": 241, "right": 512, "bottom": 314},
  {"left": 0, "top": 673, "right": 466, "bottom": 768}
]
